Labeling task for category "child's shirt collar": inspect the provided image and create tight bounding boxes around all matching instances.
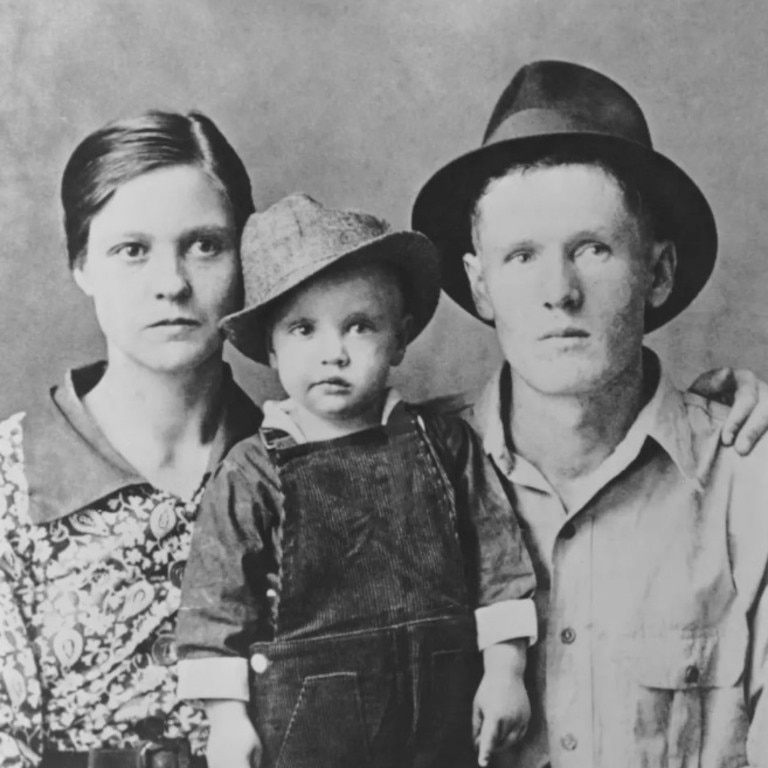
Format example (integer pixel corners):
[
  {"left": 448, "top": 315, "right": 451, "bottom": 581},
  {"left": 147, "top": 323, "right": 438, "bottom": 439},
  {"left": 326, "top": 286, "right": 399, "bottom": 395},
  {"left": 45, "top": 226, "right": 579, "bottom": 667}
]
[{"left": 261, "top": 388, "right": 404, "bottom": 444}]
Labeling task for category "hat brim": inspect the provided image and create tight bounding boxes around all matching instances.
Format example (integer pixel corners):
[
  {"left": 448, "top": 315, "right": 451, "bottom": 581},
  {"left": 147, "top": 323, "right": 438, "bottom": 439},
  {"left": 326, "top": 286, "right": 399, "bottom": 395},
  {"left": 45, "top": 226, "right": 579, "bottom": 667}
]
[
  {"left": 412, "top": 132, "right": 717, "bottom": 333},
  {"left": 221, "top": 230, "right": 442, "bottom": 364}
]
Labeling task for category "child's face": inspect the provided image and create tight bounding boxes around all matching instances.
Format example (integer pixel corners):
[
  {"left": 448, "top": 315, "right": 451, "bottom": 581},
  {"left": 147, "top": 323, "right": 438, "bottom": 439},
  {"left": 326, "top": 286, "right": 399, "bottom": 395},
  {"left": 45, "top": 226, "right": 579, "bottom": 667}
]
[{"left": 269, "top": 261, "right": 411, "bottom": 429}]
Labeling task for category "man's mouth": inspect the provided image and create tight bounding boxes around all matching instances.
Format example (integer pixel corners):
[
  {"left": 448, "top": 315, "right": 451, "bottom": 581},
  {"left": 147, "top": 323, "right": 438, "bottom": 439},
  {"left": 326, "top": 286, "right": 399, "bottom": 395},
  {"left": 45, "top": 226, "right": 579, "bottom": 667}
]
[{"left": 540, "top": 327, "right": 590, "bottom": 340}]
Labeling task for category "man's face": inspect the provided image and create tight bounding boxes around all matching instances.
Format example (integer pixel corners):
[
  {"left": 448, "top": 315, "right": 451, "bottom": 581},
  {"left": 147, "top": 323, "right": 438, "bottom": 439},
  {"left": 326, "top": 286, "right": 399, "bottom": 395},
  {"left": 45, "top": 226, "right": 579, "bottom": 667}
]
[{"left": 464, "top": 164, "right": 675, "bottom": 397}]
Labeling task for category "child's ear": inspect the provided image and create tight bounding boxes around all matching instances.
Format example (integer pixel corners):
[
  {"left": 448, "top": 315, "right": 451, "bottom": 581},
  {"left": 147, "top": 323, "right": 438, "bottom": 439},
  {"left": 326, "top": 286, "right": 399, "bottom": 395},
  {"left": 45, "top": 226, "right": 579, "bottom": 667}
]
[{"left": 391, "top": 313, "right": 413, "bottom": 367}]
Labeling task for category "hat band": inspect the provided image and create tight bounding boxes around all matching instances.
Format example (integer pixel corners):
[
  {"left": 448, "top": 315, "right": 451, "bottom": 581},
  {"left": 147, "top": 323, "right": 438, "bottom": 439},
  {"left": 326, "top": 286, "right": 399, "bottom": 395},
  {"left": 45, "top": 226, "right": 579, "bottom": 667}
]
[{"left": 484, "top": 107, "right": 651, "bottom": 149}]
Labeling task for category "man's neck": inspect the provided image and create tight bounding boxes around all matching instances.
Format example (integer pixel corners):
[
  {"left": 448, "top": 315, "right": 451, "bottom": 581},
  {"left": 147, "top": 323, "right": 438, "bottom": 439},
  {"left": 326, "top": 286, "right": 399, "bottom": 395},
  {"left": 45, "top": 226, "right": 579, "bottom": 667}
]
[{"left": 509, "top": 353, "right": 650, "bottom": 499}]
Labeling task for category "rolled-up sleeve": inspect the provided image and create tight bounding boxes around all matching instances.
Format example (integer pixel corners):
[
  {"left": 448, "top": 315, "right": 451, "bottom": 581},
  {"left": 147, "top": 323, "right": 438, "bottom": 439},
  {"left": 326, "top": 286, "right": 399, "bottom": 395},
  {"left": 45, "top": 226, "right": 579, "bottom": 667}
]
[
  {"left": 423, "top": 412, "right": 537, "bottom": 648},
  {"left": 177, "top": 439, "right": 281, "bottom": 702}
]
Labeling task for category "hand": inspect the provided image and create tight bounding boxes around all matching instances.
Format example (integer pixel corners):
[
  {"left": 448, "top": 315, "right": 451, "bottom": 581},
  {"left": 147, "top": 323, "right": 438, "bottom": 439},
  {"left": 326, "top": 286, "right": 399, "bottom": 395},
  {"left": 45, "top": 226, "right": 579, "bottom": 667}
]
[
  {"left": 473, "top": 641, "right": 530, "bottom": 767},
  {"left": 688, "top": 367, "right": 768, "bottom": 455},
  {"left": 204, "top": 700, "right": 263, "bottom": 768}
]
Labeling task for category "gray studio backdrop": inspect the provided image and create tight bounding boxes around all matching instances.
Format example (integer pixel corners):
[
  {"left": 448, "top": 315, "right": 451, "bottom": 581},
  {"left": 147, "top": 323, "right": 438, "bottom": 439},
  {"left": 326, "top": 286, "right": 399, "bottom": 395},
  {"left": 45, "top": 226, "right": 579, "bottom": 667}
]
[{"left": 2, "top": 0, "right": 766, "bottom": 415}]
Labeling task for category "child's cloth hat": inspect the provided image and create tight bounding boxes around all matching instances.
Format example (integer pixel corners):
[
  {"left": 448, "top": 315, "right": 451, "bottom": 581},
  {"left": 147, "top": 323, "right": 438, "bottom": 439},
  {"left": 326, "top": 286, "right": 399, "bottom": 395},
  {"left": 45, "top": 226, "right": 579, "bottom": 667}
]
[{"left": 221, "top": 193, "right": 442, "bottom": 363}]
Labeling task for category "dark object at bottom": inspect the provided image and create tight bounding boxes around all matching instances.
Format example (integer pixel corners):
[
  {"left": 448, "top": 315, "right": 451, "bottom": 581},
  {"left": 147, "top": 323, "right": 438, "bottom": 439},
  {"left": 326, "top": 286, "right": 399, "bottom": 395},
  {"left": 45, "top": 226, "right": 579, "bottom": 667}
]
[{"left": 41, "top": 739, "right": 205, "bottom": 768}]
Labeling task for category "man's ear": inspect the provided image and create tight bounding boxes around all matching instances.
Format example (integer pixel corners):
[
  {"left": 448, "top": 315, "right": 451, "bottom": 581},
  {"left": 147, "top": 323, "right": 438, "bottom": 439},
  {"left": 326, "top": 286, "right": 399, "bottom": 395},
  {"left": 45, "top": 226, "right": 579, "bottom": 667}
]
[
  {"left": 646, "top": 240, "right": 677, "bottom": 310},
  {"left": 390, "top": 313, "right": 413, "bottom": 368},
  {"left": 462, "top": 252, "right": 495, "bottom": 322},
  {"left": 72, "top": 261, "right": 93, "bottom": 297}
]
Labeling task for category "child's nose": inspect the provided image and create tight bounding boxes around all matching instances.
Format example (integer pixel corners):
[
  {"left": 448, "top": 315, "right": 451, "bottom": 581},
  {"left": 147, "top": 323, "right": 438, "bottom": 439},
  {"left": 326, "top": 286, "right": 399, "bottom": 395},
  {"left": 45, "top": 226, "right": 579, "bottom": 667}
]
[{"left": 320, "top": 332, "right": 350, "bottom": 366}]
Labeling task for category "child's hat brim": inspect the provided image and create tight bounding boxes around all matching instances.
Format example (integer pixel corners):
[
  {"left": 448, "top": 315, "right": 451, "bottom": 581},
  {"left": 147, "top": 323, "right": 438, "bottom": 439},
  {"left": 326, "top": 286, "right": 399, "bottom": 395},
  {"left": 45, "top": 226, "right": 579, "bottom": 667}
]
[{"left": 221, "top": 229, "right": 441, "bottom": 365}]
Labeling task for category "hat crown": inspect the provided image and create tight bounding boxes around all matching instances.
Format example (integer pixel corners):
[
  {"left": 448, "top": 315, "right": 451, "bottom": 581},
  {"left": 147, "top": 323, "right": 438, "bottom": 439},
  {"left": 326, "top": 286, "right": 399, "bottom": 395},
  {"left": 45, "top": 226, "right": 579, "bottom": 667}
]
[
  {"left": 240, "top": 193, "right": 392, "bottom": 307},
  {"left": 483, "top": 60, "right": 652, "bottom": 148}
]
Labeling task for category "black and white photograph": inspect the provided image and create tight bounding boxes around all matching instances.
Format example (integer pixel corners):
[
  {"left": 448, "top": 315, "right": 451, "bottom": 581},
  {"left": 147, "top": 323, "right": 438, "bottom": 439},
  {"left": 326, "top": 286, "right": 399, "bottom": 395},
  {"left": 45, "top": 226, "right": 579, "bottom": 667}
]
[{"left": 1, "top": 1, "right": 768, "bottom": 766}]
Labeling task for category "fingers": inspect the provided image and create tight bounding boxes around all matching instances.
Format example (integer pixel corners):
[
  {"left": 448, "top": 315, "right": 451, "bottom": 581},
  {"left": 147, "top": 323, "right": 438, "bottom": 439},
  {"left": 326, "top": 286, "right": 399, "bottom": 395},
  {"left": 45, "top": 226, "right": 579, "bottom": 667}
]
[
  {"left": 477, "top": 715, "right": 499, "bottom": 767},
  {"left": 688, "top": 367, "right": 735, "bottom": 404},
  {"left": 719, "top": 369, "right": 757, "bottom": 447},
  {"left": 731, "top": 380, "right": 768, "bottom": 455}
]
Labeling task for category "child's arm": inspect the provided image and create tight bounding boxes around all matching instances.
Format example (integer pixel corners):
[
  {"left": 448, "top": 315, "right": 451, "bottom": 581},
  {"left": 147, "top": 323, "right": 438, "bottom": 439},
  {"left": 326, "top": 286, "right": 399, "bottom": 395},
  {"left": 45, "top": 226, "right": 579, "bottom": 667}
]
[
  {"left": 205, "top": 700, "right": 262, "bottom": 768},
  {"left": 472, "top": 639, "right": 530, "bottom": 767},
  {"left": 176, "top": 439, "right": 281, "bottom": 716}
]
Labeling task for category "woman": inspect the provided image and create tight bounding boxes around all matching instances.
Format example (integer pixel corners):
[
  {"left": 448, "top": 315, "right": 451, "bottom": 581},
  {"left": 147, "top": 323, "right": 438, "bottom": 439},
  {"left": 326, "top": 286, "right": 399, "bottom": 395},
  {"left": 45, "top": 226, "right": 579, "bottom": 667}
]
[{"left": 0, "top": 111, "right": 261, "bottom": 767}]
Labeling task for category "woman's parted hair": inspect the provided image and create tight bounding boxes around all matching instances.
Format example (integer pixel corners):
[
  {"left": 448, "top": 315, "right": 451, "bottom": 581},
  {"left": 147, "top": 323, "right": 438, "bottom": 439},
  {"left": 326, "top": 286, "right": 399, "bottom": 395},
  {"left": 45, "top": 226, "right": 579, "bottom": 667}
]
[{"left": 61, "top": 110, "right": 255, "bottom": 267}]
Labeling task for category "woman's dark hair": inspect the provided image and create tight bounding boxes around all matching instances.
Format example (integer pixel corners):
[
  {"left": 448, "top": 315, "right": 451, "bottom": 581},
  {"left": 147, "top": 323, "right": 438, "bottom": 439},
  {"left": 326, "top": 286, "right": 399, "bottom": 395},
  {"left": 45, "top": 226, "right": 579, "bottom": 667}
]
[{"left": 61, "top": 110, "right": 255, "bottom": 267}]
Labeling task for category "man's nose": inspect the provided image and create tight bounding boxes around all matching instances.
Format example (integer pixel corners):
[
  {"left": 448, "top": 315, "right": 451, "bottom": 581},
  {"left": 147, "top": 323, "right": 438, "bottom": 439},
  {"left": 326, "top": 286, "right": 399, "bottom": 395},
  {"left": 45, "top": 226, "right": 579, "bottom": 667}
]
[
  {"left": 150, "top": 250, "right": 192, "bottom": 300},
  {"left": 541, "top": 255, "right": 583, "bottom": 311}
]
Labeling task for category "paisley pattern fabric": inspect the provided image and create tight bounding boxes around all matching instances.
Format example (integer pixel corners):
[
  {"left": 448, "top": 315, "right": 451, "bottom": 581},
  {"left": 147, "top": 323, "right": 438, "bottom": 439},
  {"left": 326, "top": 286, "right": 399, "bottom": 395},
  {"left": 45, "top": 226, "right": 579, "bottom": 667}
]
[{"left": 0, "top": 411, "right": 212, "bottom": 765}]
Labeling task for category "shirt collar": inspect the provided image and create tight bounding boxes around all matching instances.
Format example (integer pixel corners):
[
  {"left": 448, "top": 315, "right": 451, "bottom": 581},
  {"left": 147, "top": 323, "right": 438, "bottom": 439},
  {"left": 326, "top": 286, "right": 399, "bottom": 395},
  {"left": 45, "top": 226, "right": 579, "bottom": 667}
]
[
  {"left": 24, "top": 362, "right": 262, "bottom": 524},
  {"left": 261, "top": 388, "right": 404, "bottom": 444},
  {"left": 475, "top": 349, "right": 698, "bottom": 486}
]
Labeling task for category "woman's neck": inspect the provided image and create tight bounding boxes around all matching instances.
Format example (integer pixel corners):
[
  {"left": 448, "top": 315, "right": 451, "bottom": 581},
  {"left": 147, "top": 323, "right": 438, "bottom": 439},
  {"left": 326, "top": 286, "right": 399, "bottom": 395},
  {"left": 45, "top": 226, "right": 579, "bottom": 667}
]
[{"left": 83, "top": 353, "right": 226, "bottom": 498}]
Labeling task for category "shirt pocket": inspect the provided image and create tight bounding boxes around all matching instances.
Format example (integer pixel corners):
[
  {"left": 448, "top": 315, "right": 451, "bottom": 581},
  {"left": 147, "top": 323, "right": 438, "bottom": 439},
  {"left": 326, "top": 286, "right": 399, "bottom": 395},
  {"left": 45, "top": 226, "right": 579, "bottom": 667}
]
[{"left": 628, "top": 626, "right": 747, "bottom": 768}]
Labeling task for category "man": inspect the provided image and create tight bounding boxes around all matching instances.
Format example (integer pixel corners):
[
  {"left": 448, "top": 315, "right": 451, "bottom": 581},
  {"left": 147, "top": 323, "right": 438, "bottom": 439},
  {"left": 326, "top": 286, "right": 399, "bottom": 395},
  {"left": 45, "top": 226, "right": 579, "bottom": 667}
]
[{"left": 413, "top": 60, "right": 767, "bottom": 767}]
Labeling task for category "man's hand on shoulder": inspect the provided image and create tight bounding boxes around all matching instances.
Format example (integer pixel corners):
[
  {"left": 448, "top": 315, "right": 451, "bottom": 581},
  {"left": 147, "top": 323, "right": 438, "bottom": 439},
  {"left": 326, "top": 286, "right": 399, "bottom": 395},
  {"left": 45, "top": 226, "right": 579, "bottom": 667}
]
[{"left": 689, "top": 367, "right": 768, "bottom": 455}]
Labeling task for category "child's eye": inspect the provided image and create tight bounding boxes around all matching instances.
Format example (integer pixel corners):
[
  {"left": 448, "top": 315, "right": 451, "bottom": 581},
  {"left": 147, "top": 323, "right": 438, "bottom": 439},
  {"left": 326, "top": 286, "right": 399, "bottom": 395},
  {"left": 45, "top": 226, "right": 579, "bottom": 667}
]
[
  {"left": 349, "top": 321, "right": 373, "bottom": 334},
  {"left": 289, "top": 322, "right": 313, "bottom": 337}
]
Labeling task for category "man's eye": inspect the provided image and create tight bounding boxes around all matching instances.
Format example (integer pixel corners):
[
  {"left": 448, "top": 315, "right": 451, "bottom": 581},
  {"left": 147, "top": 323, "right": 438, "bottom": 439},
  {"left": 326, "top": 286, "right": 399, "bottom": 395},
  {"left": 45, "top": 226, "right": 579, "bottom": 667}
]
[
  {"left": 577, "top": 242, "right": 611, "bottom": 259},
  {"left": 504, "top": 250, "right": 533, "bottom": 264}
]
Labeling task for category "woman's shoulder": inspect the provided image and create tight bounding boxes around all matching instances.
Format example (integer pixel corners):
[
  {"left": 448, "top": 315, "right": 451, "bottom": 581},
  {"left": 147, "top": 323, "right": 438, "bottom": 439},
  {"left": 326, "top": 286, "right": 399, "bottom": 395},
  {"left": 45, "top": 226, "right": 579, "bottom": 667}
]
[{"left": 0, "top": 411, "right": 27, "bottom": 474}]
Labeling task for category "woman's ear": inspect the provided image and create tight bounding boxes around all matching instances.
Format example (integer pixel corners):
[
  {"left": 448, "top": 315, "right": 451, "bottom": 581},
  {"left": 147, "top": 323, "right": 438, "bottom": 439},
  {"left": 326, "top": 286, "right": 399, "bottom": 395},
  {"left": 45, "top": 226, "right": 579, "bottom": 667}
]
[
  {"left": 462, "top": 253, "right": 495, "bottom": 322},
  {"left": 646, "top": 240, "right": 677, "bottom": 310},
  {"left": 72, "top": 260, "right": 93, "bottom": 297},
  {"left": 390, "top": 313, "right": 413, "bottom": 368}
]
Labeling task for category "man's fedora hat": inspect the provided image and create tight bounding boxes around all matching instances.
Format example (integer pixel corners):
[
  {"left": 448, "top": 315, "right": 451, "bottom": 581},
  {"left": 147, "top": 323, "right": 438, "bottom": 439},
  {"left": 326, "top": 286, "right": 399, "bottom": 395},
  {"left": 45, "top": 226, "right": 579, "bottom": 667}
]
[
  {"left": 412, "top": 60, "right": 717, "bottom": 332},
  {"left": 221, "top": 193, "right": 442, "bottom": 364}
]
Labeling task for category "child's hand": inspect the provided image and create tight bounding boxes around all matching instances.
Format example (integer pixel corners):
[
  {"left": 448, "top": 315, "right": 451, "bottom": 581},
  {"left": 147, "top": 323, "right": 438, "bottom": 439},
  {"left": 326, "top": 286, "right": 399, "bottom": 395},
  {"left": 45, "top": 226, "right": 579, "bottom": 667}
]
[
  {"left": 204, "top": 699, "right": 263, "bottom": 768},
  {"left": 472, "top": 640, "right": 530, "bottom": 767}
]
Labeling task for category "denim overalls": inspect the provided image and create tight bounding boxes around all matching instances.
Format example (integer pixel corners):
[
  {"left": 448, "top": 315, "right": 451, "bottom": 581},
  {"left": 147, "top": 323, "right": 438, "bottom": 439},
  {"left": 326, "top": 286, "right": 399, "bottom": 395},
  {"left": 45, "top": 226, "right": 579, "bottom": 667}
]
[{"left": 249, "top": 407, "right": 481, "bottom": 767}]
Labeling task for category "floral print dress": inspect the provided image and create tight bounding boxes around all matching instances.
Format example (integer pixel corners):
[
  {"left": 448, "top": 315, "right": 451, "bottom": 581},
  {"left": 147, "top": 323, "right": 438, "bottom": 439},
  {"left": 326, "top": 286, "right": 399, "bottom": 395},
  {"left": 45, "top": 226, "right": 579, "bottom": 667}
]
[{"left": 0, "top": 364, "right": 261, "bottom": 766}]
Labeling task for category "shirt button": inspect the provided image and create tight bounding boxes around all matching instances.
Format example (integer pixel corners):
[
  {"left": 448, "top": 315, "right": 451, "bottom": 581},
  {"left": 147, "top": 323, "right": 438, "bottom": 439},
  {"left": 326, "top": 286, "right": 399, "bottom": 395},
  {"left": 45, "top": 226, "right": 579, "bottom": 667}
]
[
  {"left": 561, "top": 522, "right": 576, "bottom": 540},
  {"left": 684, "top": 664, "right": 700, "bottom": 684},
  {"left": 560, "top": 627, "right": 576, "bottom": 644},
  {"left": 251, "top": 653, "right": 270, "bottom": 674},
  {"left": 561, "top": 733, "right": 578, "bottom": 751},
  {"left": 150, "top": 633, "right": 178, "bottom": 667}
]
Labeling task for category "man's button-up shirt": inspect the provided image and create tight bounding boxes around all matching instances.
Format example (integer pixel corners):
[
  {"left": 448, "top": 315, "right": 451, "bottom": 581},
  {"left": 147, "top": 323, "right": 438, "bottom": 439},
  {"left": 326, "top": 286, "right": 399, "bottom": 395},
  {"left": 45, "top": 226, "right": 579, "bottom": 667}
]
[{"left": 459, "top": 352, "right": 768, "bottom": 768}]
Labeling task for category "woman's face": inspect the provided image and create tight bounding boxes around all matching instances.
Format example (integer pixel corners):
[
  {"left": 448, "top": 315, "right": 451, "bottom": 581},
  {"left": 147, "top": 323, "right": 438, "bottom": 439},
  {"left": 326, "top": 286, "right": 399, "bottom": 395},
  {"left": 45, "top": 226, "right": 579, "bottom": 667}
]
[{"left": 73, "top": 165, "right": 242, "bottom": 375}]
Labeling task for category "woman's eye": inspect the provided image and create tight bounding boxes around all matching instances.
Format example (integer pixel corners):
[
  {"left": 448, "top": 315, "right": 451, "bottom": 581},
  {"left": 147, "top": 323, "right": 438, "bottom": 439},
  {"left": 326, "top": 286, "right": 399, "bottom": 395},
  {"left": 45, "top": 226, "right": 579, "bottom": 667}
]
[{"left": 114, "top": 243, "right": 146, "bottom": 260}]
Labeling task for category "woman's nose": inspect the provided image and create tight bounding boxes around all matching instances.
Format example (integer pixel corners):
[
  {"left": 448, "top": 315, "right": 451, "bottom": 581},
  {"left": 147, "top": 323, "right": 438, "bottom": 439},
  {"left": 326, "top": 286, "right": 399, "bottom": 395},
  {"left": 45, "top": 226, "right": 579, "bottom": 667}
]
[
  {"left": 541, "top": 255, "right": 583, "bottom": 311},
  {"left": 150, "top": 251, "right": 192, "bottom": 300}
]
